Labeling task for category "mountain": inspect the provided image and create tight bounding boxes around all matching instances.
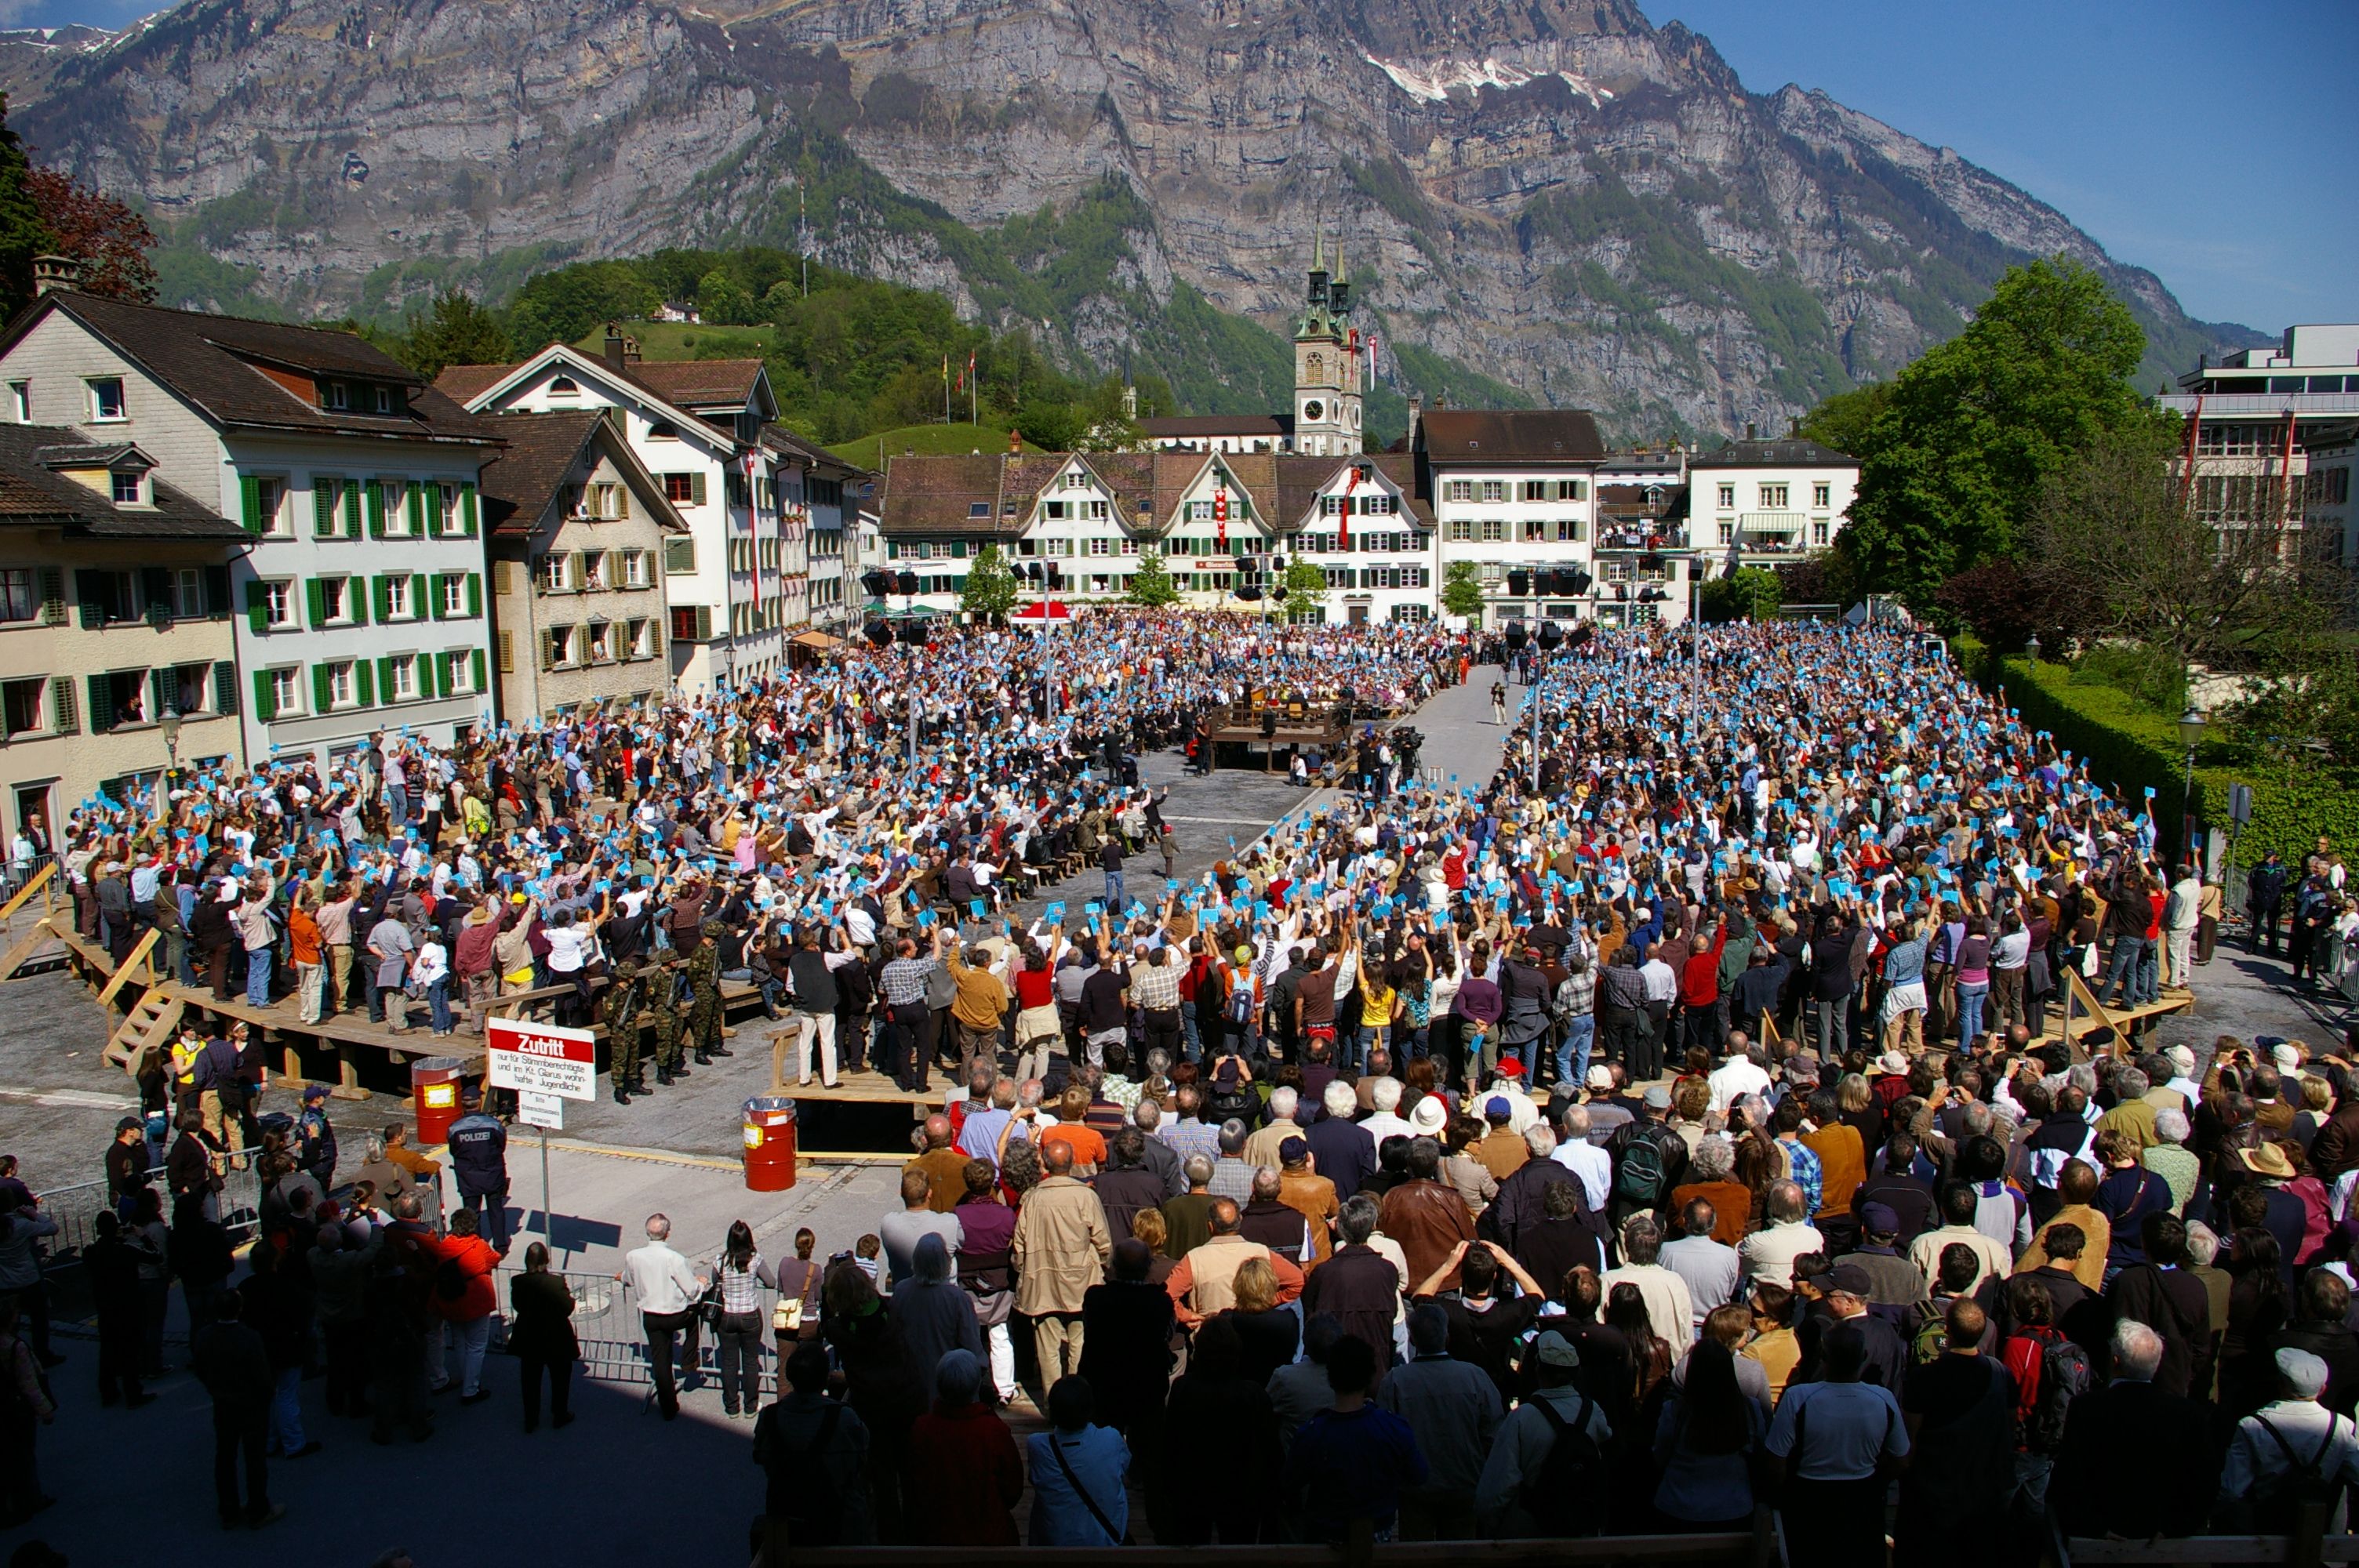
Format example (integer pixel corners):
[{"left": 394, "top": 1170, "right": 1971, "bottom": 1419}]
[{"left": 0, "top": 0, "right": 2265, "bottom": 442}]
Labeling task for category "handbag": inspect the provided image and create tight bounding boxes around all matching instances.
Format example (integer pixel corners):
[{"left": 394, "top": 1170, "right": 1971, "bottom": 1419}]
[
  {"left": 693, "top": 1276, "right": 725, "bottom": 1330},
  {"left": 1048, "top": 1432, "right": 1131, "bottom": 1545}
]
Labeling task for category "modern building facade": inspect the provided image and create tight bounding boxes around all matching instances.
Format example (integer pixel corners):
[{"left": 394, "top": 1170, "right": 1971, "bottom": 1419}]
[
  {"left": 1688, "top": 434, "right": 1858, "bottom": 573},
  {"left": 0, "top": 424, "right": 250, "bottom": 840},
  {"left": 2158, "top": 324, "right": 2359, "bottom": 555},
  {"left": 0, "top": 287, "right": 503, "bottom": 767}
]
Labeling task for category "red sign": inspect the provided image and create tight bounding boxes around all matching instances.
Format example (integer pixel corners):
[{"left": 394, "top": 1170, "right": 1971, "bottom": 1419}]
[{"left": 486, "top": 1018, "right": 597, "bottom": 1101}]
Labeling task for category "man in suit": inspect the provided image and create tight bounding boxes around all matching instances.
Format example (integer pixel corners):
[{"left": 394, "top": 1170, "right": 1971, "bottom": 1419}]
[{"left": 2051, "top": 1318, "right": 2222, "bottom": 1540}]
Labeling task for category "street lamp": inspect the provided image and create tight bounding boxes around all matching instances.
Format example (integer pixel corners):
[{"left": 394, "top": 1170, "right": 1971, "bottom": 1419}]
[
  {"left": 156, "top": 706, "right": 182, "bottom": 828},
  {"left": 2024, "top": 633, "right": 2041, "bottom": 665},
  {"left": 2177, "top": 704, "right": 2206, "bottom": 863}
]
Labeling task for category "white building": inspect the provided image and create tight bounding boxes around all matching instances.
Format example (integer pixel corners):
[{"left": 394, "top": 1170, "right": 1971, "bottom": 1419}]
[
  {"left": 2157, "top": 324, "right": 2359, "bottom": 552},
  {"left": 438, "top": 328, "right": 798, "bottom": 691},
  {"left": 2301, "top": 423, "right": 2356, "bottom": 572},
  {"left": 0, "top": 286, "right": 502, "bottom": 764},
  {"left": 1409, "top": 406, "right": 1617, "bottom": 626},
  {"left": 1688, "top": 434, "right": 1858, "bottom": 586},
  {"left": 1590, "top": 446, "right": 1692, "bottom": 628}
]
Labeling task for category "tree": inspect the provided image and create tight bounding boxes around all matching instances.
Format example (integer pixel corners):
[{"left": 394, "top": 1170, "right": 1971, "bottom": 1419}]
[
  {"left": 25, "top": 166, "right": 155, "bottom": 303},
  {"left": 0, "top": 99, "right": 51, "bottom": 318},
  {"left": 1698, "top": 566, "right": 1781, "bottom": 623},
  {"left": 1278, "top": 559, "right": 1329, "bottom": 621},
  {"left": 2027, "top": 423, "right": 2333, "bottom": 686},
  {"left": 397, "top": 289, "right": 511, "bottom": 379},
  {"left": 1441, "top": 559, "right": 1485, "bottom": 619},
  {"left": 960, "top": 543, "right": 1018, "bottom": 624},
  {"left": 1014, "top": 397, "right": 1082, "bottom": 454},
  {"left": 1843, "top": 257, "right": 2154, "bottom": 612},
  {"left": 1126, "top": 549, "right": 1179, "bottom": 607},
  {"left": 1932, "top": 558, "right": 2095, "bottom": 655},
  {"left": 1792, "top": 381, "right": 1890, "bottom": 458},
  {"left": 696, "top": 269, "right": 758, "bottom": 327}
]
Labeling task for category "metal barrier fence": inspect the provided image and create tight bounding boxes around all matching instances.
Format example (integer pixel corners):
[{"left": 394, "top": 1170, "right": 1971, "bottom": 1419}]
[{"left": 494, "top": 1266, "right": 807, "bottom": 1390}]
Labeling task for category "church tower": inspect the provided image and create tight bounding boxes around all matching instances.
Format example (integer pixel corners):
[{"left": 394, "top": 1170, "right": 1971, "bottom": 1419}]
[{"left": 1292, "top": 233, "right": 1361, "bottom": 457}]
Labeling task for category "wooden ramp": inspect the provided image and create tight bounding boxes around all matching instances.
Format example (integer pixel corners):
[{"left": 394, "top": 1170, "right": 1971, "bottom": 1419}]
[
  {"left": 104, "top": 985, "right": 184, "bottom": 1073},
  {"left": 2041, "top": 971, "right": 2197, "bottom": 1058}
]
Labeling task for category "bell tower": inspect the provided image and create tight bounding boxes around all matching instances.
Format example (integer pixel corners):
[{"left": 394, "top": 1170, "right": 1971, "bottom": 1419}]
[{"left": 1292, "top": 232, "right": 1361, "bottom": 457}]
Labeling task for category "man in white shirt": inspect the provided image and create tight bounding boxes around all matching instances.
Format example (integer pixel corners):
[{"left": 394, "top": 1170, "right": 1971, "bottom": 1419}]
[
  {"left": 1905, "top": 1180, "right": 2014, "bottom": 1293},
  {"left": 1738, "top": 1181, "right": 1826, "bottom": 1290},
  {"left": 2220, "top": 1347, "right": 2359, "bottom": 1512},
  {"left": 1661, "top": 1197, "right": 1743, "bottom": 1330},
  {"left": 1707, "top": 1040, "right": 1770, "bottom": 1114},
  {"left": 1550, "top": 1105, "right": 1613, "bottom": 1213},
  {"left": 1360, "top": 1078, "right": 1414, "bottom": 1146},
  {"left": 619, "top": 1213, "right": 707, "bottom": 1419},
  {"left": 1600, "top": 1213, "right": 1696, "bottom": 1346}
]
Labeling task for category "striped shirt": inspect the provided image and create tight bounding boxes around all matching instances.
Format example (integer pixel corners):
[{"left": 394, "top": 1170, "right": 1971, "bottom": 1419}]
[
  {"left": 1129, "top": 959, "right": 1181, "bottom": 1011},
  {"left": 1161, "top": 1116, "right": 1222, "bottom": 1167},
  {"left": 879, "top": 955, "right": 937, "bottom": 1007}
]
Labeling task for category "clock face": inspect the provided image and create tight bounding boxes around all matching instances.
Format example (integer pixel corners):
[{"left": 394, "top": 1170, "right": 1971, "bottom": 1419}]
[{"left": 1303, "top": 399, "right": 1325, "bottom": 422}]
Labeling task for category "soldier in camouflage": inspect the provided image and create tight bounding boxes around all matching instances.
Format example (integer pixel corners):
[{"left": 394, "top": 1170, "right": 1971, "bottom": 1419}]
[
  {"left": 688, "top": 920, "right": 732, "bottom": 1066},
  {"left": 606, "top": 958, "right": 646, "bottom": 1105},
  {"left": 651, "top": 964, "right": 691, "bottom": 1087}
]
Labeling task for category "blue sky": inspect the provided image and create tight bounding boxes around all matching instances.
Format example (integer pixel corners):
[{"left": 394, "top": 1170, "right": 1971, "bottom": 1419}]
[
  {"left": 1650, "top": 0, "right": 2356, "bottom": 335},
  {"left": 9, "top": 0, "right": 2352, "bottom": 332}
]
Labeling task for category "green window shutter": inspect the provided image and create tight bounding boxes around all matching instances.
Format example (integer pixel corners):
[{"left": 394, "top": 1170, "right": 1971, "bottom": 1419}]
[
  {"left": 239, "top": 474, "right": 262, "bottom": 534},
  {"left": 689, "top": 471, "right": 707, "bottom": 507},
  {"left": 349, "top": 577, "right": 369, "bottom": 626},
  {"left": 312, "top": 481, "right": 336, "bottom": 538},
  {"left": 377, "top": 656, "right": 395, "bottom": 705},
  {"left": 371, "top": 574, "right": 391, "bottom": 622},
  {"left": 86, "top": 673, "right": 111, "bottom": 734},
  {"left": 246, "top": 580, "right": 270, "bottom": 635},
  {"left": 49, "top": 677, "right": 76, "bottom": 735},
  {"left": 407, "top": 480, "right": 426, "bottom": 535},
  {"left": 251, "top": 669, "right": 275, "bottom": 723},
  {"left": 343, "top": 480, "right": 362, "bottom": 538},
  {"left": 306, "top": 578, "right": 327, "bottom": 630},
  {"left": 147, "top": 670, "right": 169, "bottom": 721},
  {"left": 212, "top": 660, "right": 238, "bottom": 717},
  {"left": 312, "top": 663, "right": 332, "bottom": 713},
  {"left": 471, "top": 648, "right": 487, "bottom": 693},
  {"left": 426, "top": 574, "right": 445, "bottom": 620},
  {"left": 467, "top": 572, "right": 482, "bottom": 616},
  {"left": 353, "top": 659, "right": 374, "bottom": 707},
  {"left": 366, "top": 481, "right": 386, "bottom": 539},
  {"left": 420, "top": 653, "right": 441, "bottom": 700},
  {"left": 460, "top": 481, "right": 479, "bottom": 538}
]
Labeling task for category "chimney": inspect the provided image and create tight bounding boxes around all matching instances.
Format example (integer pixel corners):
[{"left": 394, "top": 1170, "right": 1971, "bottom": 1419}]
[
  {"left": 1744, "top": 420, "right": 1756, "bottom": 441},
  {"left": 603, "top": 323, "right": 627, "bottom": 370},
  {"left": 31, "top": 255, "right": 79, "bottom": 296},
  {"left": 1406, "top": 394, "right": 1423, "bottom": 448},
  {"left": 1009, "top": 428, "right": 1023, "bottom": 455}
]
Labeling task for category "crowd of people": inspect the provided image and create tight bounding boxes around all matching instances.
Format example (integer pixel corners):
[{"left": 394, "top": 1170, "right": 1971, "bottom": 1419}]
[{"left": 5, "top": 610, "right": 2350, "bottom": 1560}]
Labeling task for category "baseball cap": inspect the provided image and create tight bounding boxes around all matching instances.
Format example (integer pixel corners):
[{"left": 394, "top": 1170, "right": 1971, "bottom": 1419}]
[
  {"left": 1643, "top": 1084, "right": 1671, "bottom": 1109},
  {"left": 1493, "top": 1058, "right": 1525, "bottom": 1079},
  {"left": 303, "top": 1083, "right": 329, "bottom": 1102},
  {"left": 1485, "top": 1096, "right": 1512, "bottom": 1116},
  {"left": 1278, "top": 1136, "right": 1309, "bottom": 1164},
  {"left": 1826, "top": 1263, "right": 1874, "bottom": 1298},
  {"left": 1861, "top": 1202, "right": 1901, "bottom": 1235},
  {"left": 1586, "top": 1065, "right": 1615, "bottom": 1091},
  {"left": 2278, "top": 1347, "right": 2331, "bottom": 1399}
]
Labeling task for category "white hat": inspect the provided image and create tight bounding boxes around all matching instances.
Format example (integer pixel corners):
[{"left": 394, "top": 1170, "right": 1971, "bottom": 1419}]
[
  {"left": 2273, "top": 1042, "right": 2306, "bottom": 1074},
  {"left": 1408, "top": 1096, "right": 1448, "bottom": 1136}
]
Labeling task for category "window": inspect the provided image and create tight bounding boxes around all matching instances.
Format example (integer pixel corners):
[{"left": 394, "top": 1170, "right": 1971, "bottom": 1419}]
[
  {"left": 442, "top": 651, "right": 478, "bottom": 695},
  {"left": 269, "top": 667, "right": 302, "bottom": 717},
  {"left": 630, "top": 619, "right": 657, "bottom": 660},
  {"left": 1444, "top": 480, "right": 1474, "bottom": 503},
  {"left": 1087, "top": 538, "right": 1110, "bottom": 557},
  {"left": 325, "top": 381, "right": 349, "bottom": 412},
  {"left": 173, "top": 568, "right": 205, "bottom": 619},
  {"left": 582, "top": 552, "right": 607, "bottom": 591},
  {"left": 663, "top": 473, "right": 695, "bottom": 504},
  {"left": 373, "top": 386, "right": 394, "bottom": 416},
  {"left": 1085, "top": 500, "right": 1110, "bottom": 521},
  {"left": 312, "top": 576, "right": 355, "bottom": 626},
  {"left": 110, "top": 470, "right": 144, "bottom": 505},
  {"left": 438, "top": 485, "right": 461, "bottom": 536},
  {"left": 2, "top": 677, "right": 42, "bottom": 736},
  {"left": 548, "top": 376, "right": 580, "bottom": 398},
  {"left": 264, "top": 580, "right": 294, "bottom": 628},
  {"left": 1480, "top": 481, "right": 1506, "bottom": 503},
  {"left": 1521, "top": 519, "right": 1547, "bottom": 542},
  {"left": 1555, "top": 518, "right": 1583, "bottom": 543},
  {"left": 1447, "top": 518, "right": 1473, "bottom": 542},
  {"left": 540, "top": 555, "right": 572, "bottom": 594},
  {"left": 1812, "top": 483, "right": 1832, "bottom": 508},
  {"left": 387, "top": 656, "right": 417, "bottom": 702},
  {"left": 1062, "top": 472, "right": 1088, "bottom": 490},
  {"left": 1758, "top": 483, "right": 1789, "bottom": 509},
  {"left": 0, "top": 568, "right": 33, "bottom": 623},
  {"left": 1362, "top": 494, "right": 1397, "bottom": 516},
  {"left": 663, "top": 537, "right": 696, "bottom": 575},
  {"left": 587, "top": 621, "right": 615, "bottom": 662},
  {"left": 438, "top": 575, "right": 467, "bottom": 618},
  {"left": 384, "top": 575, "right": 413, "bottom": 620},
  {"left": 1556, "top": 480, "right": 1586, "bottom": 501},
  {"left": 544, "top": 626, "right": 576, "bottom": 668},
  {"left": 647, "top": 420, "right": 678, "bottom": 441},
  {"left": 1042, "top": 501, "right": 1069, "bottom": 521},
  {"left": 328, "top": 662, "right": 358, "bottom": 709},
  {"left": 1479, "top": 519, "right": 1505, "bottom": 543},
  {"left": 1717, "top": 484, "right": 1736, "bottom": 509},
  {"left": 87, "top": 377, "right": 127, "bottom": 422},
  {"left": 1521, "top": 481, "right": 1547, "bottom": 502},
  {"left": 6, "top": 383, "right": 24, "bottom": 423},
  {"left": 1812, "top": 521, "right": 1830, "bottom": 546},
  {"left": 253, "top": 476, "right": 288, "bottom": 535}
]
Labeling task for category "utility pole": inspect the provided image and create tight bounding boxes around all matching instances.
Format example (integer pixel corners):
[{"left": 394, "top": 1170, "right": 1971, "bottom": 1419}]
[{"left": 798, "top": 185, "right": 809, "bottom": 299}]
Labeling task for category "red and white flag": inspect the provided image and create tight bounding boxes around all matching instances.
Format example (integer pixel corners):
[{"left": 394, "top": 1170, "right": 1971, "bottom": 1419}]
[{"left": 1337, "top": 464, "right": 1362, "bottom": 551}]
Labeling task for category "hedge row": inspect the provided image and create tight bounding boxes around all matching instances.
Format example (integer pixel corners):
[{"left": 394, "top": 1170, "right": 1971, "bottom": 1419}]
[{"left": 1957, "top": 639, "right": 2357, "bottom": 866}]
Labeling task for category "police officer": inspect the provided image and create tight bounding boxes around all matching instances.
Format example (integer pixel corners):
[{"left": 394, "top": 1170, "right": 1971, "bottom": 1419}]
[
  {"left": 445, "top": 1085, "right": 511, "bottom": 1251},
  {"left": 607, "top": 958, "right": 647, "bottom": 1105},
  {"left": 688, "top": 920, "right": 731, "bottom": 1066}
]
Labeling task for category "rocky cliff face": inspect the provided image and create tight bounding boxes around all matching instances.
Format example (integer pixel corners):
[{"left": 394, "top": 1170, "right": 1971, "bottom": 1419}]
[{"left": 2, "top": 0, "right": 2259, "bottom": 437}]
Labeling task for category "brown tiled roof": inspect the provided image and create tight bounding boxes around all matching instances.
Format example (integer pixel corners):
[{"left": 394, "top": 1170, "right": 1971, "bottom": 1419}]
[
  {"left": 9, "top": 293, "right": 496, "bottom": 445},
  {"left": 432, "top": 362, "right": 517, "bottom": 406},
  {"left": 1366, "top": 453, "right": 1435, "bottom": 528},
  {"left": 472, "top": 411, "right": 605, "bottom": 538},
  {"left": 626, "top": 359, "right": 763, "bottom": 411},
  {"left": 1416, "top": 409, "right": 1605, "bottom": 462},
  {"left": 880, "top": 453, "right": 1013, "bottom": 536},
  {"left": 0, "top": 425, "right": 247, "bottom": 539}
]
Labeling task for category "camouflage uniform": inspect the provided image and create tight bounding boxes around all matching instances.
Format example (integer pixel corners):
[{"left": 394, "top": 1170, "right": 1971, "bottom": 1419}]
[
  {"left": 688, "top": 920, "right": 728, "bottom": 1064},
  {"left": 651, "top": 971, "right": 689, "bottom": 1085},
  {"left": 606, "top": 961, "right": 645, "bottom": 1102}
]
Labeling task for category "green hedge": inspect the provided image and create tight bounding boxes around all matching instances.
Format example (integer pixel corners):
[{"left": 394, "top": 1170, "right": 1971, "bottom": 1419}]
[{"left": 1957, "top": 638, "right": 2358, "bottom": 865}]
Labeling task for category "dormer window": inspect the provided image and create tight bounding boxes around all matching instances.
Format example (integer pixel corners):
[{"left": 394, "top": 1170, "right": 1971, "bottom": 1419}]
[
  {"left": 110, "top": 470, "right": 144, "bottom": 506},
  {"left": 968, "top": 503, "right": 991, "bottom": 519},
  {"left": 648, "top": 420, "right": 679, "bottom": 441},
  {"left": 548, "top": 376, "right": 580, "bottom": 398},
  {"left": 325, "top": 382, "right": 350, "bottom": 411},
  {"left": 374, "top": 385, "right": 394, "bottom": 415}
]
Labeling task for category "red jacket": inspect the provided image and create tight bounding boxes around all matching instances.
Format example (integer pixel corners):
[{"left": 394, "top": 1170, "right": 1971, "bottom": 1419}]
[
  {"left": 907, "top": 1401, "right": 1022, "bottom": 1544},
  {"left": 431, "top": 1232, "right": 500, "bottom": 1323},
  {"left": 1678, "top": 924, "right": 1728, "bottom": 1007}
]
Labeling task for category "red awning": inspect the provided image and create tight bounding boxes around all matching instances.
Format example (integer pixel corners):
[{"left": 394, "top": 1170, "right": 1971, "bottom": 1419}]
[{"left": 1012, "top": 600, "right": 1075, "bottom": 621}]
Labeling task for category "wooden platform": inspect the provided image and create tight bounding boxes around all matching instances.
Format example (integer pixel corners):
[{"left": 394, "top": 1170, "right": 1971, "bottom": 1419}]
[
  {"left": 2041, "top": 970, "right": 2197, "bottom": 1058},
  {"left": 766, "top": 1066, "right": 944, "bottom": 1120}
]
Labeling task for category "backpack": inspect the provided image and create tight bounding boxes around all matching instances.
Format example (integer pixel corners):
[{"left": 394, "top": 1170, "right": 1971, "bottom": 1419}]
[
  {"left": 434, "top": 1254, "right": 469, "bottom": 1303},
  {"left": 2023, "top": 1330, "right": 2094, "bottom": 1454},
  {"left": 1613, "top": 1131, "right": 1667, "bottom": 1208},
  {"left": 1909, "top": 1300, "right": 1950, "bottom": 1366},
  {"left": 1521, "top": 1393, "right": 1608, "bottom": 1536}
]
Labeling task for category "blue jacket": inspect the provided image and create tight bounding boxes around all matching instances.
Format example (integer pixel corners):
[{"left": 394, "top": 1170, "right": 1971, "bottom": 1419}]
[{"left": 446, "top": 1111, "right": 507, "bottom": 1195}]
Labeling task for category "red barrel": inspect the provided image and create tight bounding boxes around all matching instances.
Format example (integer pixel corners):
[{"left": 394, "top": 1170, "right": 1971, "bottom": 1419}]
[
  {"left": 743, "top": 1096, "right": 798, "bottom": 1192},
  {"left": 413, "top": 1056, "right": 467, "bottom": 1146}
]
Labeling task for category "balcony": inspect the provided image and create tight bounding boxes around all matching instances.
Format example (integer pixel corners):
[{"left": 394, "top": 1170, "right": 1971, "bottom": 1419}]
[
  {"left": 1597, "top": 526, "right": 1688, "bottom": 551},
  {"left": 2157, "top": 392, "right": 2359, "bottom": 419}
]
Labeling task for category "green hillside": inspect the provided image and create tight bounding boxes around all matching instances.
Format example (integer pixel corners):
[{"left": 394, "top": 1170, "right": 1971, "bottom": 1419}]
[{"left": 828, "top": 423, "right": 1042, "bottom": 466}]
